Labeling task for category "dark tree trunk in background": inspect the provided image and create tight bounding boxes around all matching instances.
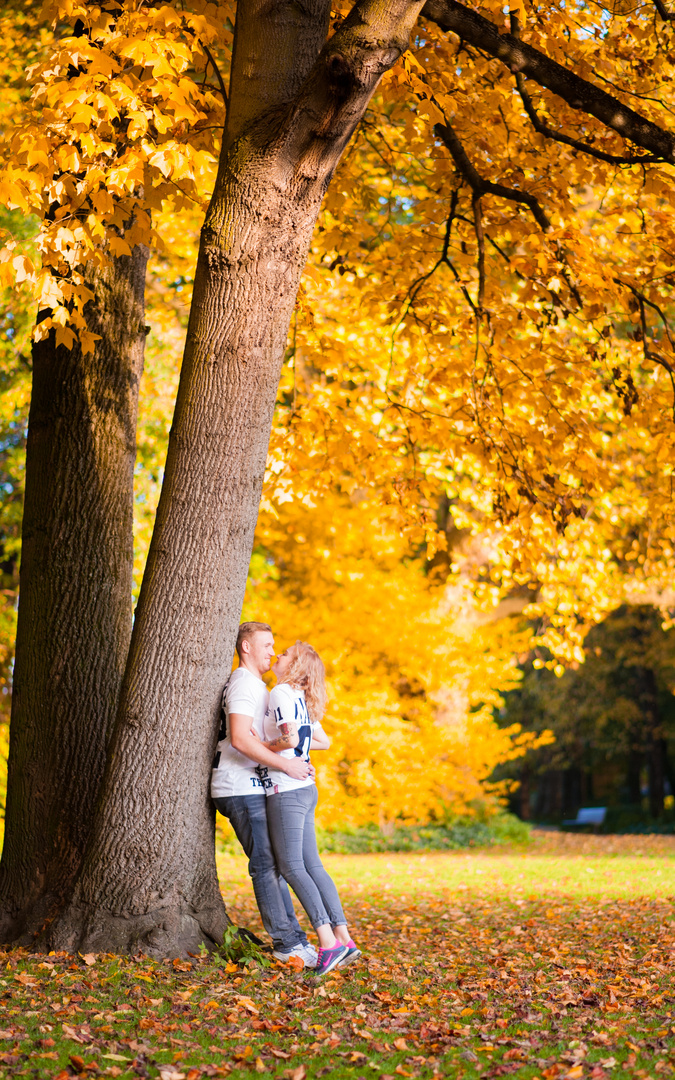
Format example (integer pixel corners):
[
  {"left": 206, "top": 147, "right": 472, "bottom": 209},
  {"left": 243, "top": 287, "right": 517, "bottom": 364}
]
[
  {"left": 634, "top": 665, "right": 665, "bottom": 818},
  {"left": 648, "top": 738, "right": 666, "bottom": 819},
  {"left": 627, "top": 741, "right": 643, "bottom": 805},
  {"left": 519, "top": 768, "right": 531, "bottom": 820},
  {"left": 0, "top": 244, "right": 148, "bottom": 944},
  {"left": 50, "top": 0, "right": 426, "bottom": 957}
]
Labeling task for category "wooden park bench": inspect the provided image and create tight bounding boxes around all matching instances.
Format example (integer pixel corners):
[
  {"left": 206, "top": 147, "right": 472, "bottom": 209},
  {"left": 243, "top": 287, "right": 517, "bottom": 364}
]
[{"left": 562, "top": 807, "right": 607, "bottom": 830}]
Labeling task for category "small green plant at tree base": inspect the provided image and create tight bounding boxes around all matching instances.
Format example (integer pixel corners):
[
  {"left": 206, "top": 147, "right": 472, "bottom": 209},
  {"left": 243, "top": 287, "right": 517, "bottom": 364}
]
[{"left": 216, "top": 922, "right": 272, "bottom": 969}]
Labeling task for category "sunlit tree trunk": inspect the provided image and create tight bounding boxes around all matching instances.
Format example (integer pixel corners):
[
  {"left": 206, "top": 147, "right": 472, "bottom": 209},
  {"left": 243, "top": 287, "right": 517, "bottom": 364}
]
[
  {"left": 0, "top": 245, "right": 148, "bottom": 944},
  {"left": 51, "top": 0, "right": 425, "bottom": 956}
]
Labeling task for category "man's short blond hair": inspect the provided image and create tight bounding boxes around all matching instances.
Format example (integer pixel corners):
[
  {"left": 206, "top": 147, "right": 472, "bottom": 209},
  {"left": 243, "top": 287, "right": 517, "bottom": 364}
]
[{"left": 236, "top": 621, "right": 272, "bottom": 659}]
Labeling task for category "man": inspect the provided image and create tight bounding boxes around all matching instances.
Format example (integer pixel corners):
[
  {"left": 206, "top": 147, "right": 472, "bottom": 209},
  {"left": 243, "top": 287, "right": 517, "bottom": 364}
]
[{"left": 211, "top": 621, "right": 317, "bottom": 967}]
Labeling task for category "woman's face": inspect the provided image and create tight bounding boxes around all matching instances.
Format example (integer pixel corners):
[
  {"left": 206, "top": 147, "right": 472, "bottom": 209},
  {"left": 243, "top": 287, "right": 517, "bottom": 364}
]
[{"left": 273, "top": 645, "right": 295, "bottom": 679}]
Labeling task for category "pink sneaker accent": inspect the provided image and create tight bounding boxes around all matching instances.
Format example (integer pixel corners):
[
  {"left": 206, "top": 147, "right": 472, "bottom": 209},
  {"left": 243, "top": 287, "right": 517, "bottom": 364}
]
[
  {"left": 337, "top": 940, "right": 362, "bottom": 968},
  {"left": 314, "top": 943, "right": 348, "bottom": 977}
]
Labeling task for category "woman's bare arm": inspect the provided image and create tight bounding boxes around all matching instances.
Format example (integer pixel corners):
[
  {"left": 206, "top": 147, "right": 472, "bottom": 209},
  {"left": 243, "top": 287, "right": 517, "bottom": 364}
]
[{"left": 310, "top": 723, "right": 330, "bottom": 750}]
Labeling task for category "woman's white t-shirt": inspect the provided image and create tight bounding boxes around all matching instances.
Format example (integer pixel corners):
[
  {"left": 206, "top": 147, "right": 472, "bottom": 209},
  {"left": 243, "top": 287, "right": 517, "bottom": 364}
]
[{"left": 257, "top": 684, "right": 315, "bottom": 795}]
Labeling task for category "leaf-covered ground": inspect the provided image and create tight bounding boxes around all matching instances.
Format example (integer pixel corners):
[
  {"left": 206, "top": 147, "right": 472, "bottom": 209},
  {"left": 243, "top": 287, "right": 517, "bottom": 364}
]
[{"left": 0, "top": 834, "right": 673, "bottom": 1080}]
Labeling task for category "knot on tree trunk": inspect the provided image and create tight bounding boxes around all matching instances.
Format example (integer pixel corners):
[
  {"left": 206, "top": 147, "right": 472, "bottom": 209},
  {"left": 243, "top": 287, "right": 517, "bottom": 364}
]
[{"left": 325, "top": 50, "right": 358, "bottom": 96}]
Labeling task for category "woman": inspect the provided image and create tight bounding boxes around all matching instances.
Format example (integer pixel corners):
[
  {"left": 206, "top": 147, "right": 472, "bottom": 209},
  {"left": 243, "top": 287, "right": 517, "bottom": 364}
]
[{"left": 257, "top": 641, "right": 361, "bottom": 977}]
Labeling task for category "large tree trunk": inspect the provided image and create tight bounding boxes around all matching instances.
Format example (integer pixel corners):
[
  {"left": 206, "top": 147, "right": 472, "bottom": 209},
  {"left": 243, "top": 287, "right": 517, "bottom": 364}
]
[
  {"left": 50, "top": 0, "right": 425, "bottom": 957},
  {"left": 0, "top": 244, "right": 148, "bottom": 944}
]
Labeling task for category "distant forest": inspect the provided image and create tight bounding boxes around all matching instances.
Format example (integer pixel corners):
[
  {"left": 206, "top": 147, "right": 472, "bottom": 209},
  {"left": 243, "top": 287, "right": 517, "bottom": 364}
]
[{"left": 497, "top": 606, "right": 675, "bottom": 830}]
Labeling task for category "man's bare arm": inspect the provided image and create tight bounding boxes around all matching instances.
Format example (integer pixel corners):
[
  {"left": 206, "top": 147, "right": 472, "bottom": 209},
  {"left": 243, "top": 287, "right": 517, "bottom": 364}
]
[{"left": 229, "top": 713, "right": 309, "bottom": 779}]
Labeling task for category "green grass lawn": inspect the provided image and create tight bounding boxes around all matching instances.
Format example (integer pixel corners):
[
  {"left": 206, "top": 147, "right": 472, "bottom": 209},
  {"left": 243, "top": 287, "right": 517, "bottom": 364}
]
[
  {"left": 218, "top": 831, "right": 675, "bottom": 913},
  {"left": 0, "top": 833, "right": 673, "bottom": 1080}
]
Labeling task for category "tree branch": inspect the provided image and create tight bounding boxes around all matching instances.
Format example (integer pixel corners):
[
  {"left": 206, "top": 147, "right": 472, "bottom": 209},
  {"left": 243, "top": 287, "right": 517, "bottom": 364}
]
[
  {"left": 473, "top": 192, "right": 485, "bottom": 312},
  {"left": 202, "top": 43, "right": 229, "bottom": 111},
  {"left": 653, "top": 0, "right": 675, "bottom": 21},
  {"left": 514, "top": 70, "right": 660, "bottom": 165},
  {"left": 617, "top": 279, "right": 675, "bottom": 418},
  {"left": 435, "top": 121, "right": 551, "bottom": 230},
  {"left": 421, "top": 0, "right": 675, "bottom": 163}
]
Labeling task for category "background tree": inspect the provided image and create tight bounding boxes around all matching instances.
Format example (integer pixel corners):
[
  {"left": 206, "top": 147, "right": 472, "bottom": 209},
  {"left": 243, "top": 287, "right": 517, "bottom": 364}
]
[
  {"left": 242, "top": 491, "right": 543, "bottom": 828},
  {"left": 0, "top": 0, "right": 228, "bottom": 943},
  {"left": 498, "top": 606, "right": 675, "bottom": 824},
  {"left": 3, "top": 0, "right": 675, "bottom": 952}
]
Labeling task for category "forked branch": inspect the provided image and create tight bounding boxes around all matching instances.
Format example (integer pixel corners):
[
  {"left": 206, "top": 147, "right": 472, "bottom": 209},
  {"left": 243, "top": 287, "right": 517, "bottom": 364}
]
[
  {"left": 202, "top": 43, "right": 229, "bottom": 110},
  {"left": 435, "top": 121, "right": 551, "bottom": 231},
  {"left": 618, "top": 280, "right": 675, "bottom": 419}
]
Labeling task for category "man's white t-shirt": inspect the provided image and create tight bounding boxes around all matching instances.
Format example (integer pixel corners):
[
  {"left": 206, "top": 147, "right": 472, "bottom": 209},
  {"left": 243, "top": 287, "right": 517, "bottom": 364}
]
[
  {"left": 210, "top": 667, "right": 269, "bottom": 798},
  {"left": 257, "top": 684, "right": 315, "bottom": 796}
]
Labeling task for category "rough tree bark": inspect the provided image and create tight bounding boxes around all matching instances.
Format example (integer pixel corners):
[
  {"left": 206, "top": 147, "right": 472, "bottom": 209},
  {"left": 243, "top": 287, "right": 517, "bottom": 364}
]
[
  {"left": 0, "top": 244, "right": 148, "bottom": 944},
  {"left": 49, "top": 0, "right": 426, "bottom": 957}
]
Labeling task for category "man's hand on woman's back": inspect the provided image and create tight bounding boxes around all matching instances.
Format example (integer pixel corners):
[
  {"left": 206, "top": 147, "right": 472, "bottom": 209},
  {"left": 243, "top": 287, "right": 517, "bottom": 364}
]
[{"left": 283, "top": 757, "right": 311, "bottom": 781}]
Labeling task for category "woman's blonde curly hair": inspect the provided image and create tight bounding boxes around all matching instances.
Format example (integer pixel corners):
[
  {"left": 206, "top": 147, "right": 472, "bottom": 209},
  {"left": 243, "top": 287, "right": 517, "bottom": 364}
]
[{"left": 276, "top": 641, "right": 327, "bottom": 724}]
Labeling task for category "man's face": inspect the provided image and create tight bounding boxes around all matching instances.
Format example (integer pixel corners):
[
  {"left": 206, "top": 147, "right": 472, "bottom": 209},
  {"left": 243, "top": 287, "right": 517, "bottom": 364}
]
[{"left": 243, "top": 631, "right": 275, "bottom": 675}]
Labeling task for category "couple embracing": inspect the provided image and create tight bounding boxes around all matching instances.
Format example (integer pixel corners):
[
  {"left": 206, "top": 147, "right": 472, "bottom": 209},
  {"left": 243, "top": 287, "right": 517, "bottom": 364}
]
[{"left": 211, "top": 622, "right": 360, "bottom": 977}]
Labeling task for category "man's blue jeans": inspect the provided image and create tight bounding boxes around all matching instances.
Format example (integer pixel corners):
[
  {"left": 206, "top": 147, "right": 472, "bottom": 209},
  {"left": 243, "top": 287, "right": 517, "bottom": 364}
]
[{"left": 214, "top": 794, "right": 307, "bottom": 953}]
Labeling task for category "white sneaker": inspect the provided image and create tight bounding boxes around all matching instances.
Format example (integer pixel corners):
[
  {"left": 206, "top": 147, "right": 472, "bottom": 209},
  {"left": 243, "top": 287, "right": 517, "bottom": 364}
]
[
  {"left": 298, "top": 942, "right": 318, "bottom": 969},
  {"left": 272, "top": 942, "right": 318, "bottom": 969}
]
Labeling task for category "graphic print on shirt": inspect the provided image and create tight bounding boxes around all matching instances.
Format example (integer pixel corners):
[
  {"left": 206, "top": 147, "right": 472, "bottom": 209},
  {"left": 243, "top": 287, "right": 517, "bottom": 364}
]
[
  {"left": 286, "top": 695, "right": 312, "bottom": 762},
  {"left": 257, "top": 692, "right": 312, "bottom": 792}
]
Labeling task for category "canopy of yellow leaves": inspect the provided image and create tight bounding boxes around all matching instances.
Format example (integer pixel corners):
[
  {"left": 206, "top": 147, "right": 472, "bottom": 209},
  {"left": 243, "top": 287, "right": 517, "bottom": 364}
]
[
  {"left": 242, "top": 493, "right": 550, "bottom": 827},
  {"left": 4, "top": 0, "right": 675, "bottom": 823},
  {"left": 3, "top": 0, "right": 675, "bottom": 654}
]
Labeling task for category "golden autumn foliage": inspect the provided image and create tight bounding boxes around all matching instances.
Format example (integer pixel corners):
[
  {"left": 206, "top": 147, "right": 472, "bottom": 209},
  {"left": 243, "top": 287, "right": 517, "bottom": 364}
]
[
  {"left": 0, "top": 0, "right": 230, "bottom": 349},
  {"left": 243, "top": 494, "right": 549, "bottom": 827},
  {"left": 4, "top": 0, "right": 675, "bottom": 827},
  {"left": 3, "top": 0, "right": 675, "bottom": 636},
  {"left": 268, "top": 18, "right": 675, "bottom": 659}
]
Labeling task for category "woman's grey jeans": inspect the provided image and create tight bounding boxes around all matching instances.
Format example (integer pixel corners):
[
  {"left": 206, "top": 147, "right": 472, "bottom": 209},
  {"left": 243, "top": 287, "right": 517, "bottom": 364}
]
[
  {"left": 266, "top": 784, "right": 346, "bottom": 930},
  {"left": 213, "top": 793, "right": 307, "bottom": 953}
]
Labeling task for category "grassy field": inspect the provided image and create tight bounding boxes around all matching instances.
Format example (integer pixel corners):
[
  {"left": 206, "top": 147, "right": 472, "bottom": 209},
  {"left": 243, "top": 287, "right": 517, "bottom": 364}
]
[
  {"left": 0, "top": 833, "right": 673, "bottom": 1080},
  {"left": 218, "top": 831, "right": 675, "bottom": 910}
]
